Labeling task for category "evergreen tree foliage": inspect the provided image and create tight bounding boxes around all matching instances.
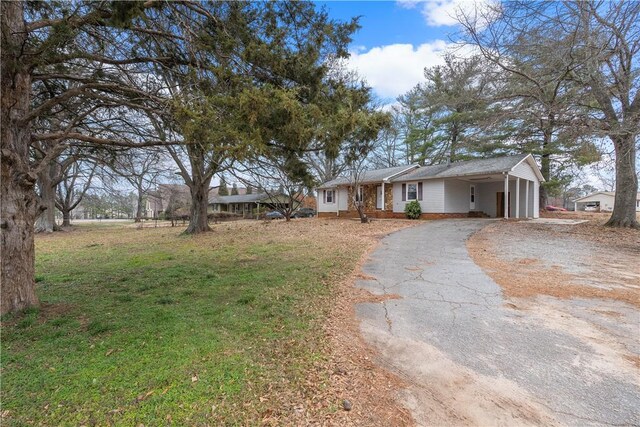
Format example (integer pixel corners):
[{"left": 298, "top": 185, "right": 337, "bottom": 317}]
[{"left": 218, "top": 177, "right": 229, "bottom": 196}]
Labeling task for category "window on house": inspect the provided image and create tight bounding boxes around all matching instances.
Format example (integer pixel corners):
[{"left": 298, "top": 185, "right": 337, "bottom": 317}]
[
  {"left": 406, "top": 183, "right": 418, "bottom": 201},
  {"left": 324, "top": 190, "right": 334, "bottom": 203},
  {"left": 470, "top": 186, "right": 475, "bottom": 203}
]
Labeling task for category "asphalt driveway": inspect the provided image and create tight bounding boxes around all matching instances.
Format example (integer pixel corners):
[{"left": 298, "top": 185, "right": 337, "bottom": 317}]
[{"left": 356, "top": 219, "right": 639, "bottom": 427}]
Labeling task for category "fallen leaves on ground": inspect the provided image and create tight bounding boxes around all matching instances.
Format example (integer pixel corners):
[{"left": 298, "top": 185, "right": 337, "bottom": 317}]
[{"left": 468, "top": 219, "right": 640, "bottom": 307}]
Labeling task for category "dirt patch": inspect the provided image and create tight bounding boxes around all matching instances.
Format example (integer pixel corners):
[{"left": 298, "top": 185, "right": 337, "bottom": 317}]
[
  {"left": 467, "top": 220, "right": 640, "bottom": 308},
  {"left": 0, "top": 302, "right": 75, "bottom": 328},
  {"left": 624, "top": 355, "right": 640, "bottom": 369}
]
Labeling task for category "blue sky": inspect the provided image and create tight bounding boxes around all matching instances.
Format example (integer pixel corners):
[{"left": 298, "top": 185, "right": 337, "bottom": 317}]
[
  {"left": 317, "top": 1, "right": 452, "bottom": 48},
  {"left": 315, "top": 0, "right": 481, "bottom": 102}
]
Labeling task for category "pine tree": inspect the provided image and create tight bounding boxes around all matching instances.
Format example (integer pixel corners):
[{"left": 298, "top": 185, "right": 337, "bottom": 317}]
[{"left": 218, "top": 177, "right": 229, "bottom": 196}]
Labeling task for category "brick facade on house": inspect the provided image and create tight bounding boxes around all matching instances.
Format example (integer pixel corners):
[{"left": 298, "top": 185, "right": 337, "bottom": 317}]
[{"left": 384, "top": 184, "right": 393, "bottom": 211}]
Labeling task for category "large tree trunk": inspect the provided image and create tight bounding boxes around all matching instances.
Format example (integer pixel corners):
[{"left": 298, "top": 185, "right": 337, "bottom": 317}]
[
  {"left": 185, "top": 178, "right": 212, "bottom": 234},
  {"left": 135, "top": 187, "right": 144, "bottom": 223},
  {"left": 34, "top": 162, "right": 59, "bottom": 233},
  {"left": 539, "top": 124, "right": 552, "bottom": 210},
  {"left": 1, "top": 0, "right": 39, "bottom": 315},
  {"left": 606, "top": 134, "right": 638, "bottom": 228},
  {"left": 61, "top": 210, "right": 71, "bottom": 227}
]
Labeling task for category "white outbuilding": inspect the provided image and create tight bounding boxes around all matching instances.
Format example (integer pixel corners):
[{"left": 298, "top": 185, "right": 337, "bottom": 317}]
[{"left": 573, "top": 191, "right": 640, "bottom": 212}]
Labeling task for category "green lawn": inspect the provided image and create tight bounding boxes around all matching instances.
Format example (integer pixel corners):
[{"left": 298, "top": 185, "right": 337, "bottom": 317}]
[{"left": 1, "top": 220, "right": 375, "bottom": 425}]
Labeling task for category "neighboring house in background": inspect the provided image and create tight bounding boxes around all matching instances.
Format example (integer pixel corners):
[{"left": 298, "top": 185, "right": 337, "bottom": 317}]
[
  {"left": 145, "top": 184, "right": 192, "bottom": 219},
  {"left": 145, "top": 184, "right": 251, "bottom": 218},
  {"left": 209, "top": 193, "right": 274, "bottom": 218},
  {"left": 573, "top": 192, "right": 640, "bottom": 212},
  {"left": 317, "top": 154, "right": 544, "bottom": 219},
  {"left": 209, "top": 192, "right": 300, "bottom": 218}
]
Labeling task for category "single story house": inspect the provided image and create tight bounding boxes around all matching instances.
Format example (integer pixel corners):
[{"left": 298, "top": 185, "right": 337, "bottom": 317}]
[
  {"left": 573, "top": 192, "right": 640, "bottom": 212},
  {"left": 317, "top": 154, "right": 544, "bottom": 219},
  {"left": 209, "top": 193, "right": 298, "bottom": 218}
]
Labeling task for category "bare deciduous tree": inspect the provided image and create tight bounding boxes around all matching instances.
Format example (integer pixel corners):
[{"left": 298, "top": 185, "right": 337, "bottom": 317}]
[
  {"left": 458, "top": 0, "right": 639, "bottom": 227},
  {"left": 109, "top": 148, "right": 168, "bottom": 222},
  {"left": 55, "top": 160, "right": 97, "bottom": 227}
]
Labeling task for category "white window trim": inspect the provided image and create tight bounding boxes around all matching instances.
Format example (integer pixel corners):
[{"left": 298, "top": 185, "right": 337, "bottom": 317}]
[
  {"left": 325, "top": 189, "right": 335, "bottom": 204},
  {"left": 406, "top": 182, "right": 418, "bottom": 201}
]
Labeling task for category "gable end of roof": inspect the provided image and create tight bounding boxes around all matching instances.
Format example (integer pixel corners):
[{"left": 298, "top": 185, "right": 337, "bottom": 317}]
[{"left": 510, "top": 154, "right": 546, "bottom": 182}]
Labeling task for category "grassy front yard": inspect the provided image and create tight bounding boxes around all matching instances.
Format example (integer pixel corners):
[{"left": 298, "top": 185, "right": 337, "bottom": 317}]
[{"left": 1, "top": 219, "right": 410, "bottom": 426}]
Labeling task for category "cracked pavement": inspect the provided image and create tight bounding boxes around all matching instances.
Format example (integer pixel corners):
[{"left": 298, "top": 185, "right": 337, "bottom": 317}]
[{"left": 356, "top": 219, "right": 640, "bottom": 427}]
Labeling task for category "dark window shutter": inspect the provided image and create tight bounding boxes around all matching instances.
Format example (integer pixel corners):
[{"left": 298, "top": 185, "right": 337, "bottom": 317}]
[
  {"left": 323, "top": 190, "right": 326, "bottom": 203},
  {"left": 402, "top": 184, "right": 406, "bottom": 201},
  {"left": 418, "top": 182, "right": 423, "bottom": 201}
]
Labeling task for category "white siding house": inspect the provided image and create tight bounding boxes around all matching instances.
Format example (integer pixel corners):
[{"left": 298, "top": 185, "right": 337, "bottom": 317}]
[
  {"left": 573, "top": 192, "right": 640, "bottom": 212},
  {"left": 316, "top": 154, "right": 544, "bottom": 219}
]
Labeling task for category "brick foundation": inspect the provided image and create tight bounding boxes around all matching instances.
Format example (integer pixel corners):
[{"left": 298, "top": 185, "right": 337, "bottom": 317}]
[{"left": 317, "top": 211, "right": 474, "bottom": 220}]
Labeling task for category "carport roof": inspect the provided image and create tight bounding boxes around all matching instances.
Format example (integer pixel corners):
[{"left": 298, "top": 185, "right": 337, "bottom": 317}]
[{"left": 391, "top": 154, "right": 533, "bottom": 182}]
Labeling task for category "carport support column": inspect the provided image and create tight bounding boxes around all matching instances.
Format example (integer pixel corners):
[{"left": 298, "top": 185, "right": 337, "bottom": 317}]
[
  {"left": 504, "top": 173, "right": 509, "bottom": 219},
  {"left": 515, "top": 177, "right": 520, "bottom": 218},
  {"left": 525, "top": 180, "right": 530, "bottom": 218},
  {"left": 381, "top": 182, "right": 385, "bottom": 212}
]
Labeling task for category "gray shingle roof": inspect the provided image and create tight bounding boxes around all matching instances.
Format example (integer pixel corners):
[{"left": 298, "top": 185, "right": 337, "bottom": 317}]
[
  {"left": 317, "top": 164, "right": 419, "bottom": 188},
  {"left": 209, "top": 193, "right": 271, "bottom": 204},
  {"left": 391, "top": 154, "right": 531, "bottom": 182}
]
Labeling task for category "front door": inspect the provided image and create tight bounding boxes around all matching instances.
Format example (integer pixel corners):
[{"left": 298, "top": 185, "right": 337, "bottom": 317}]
[
  {"left": 376, "top": 185, "right": 383, "bottom": 209},
  {"left": 497, "top": 192, "right": 511, "bottom": 217},
  {"left": 469, "top": 185, "right": 476, "bottom": 210}
]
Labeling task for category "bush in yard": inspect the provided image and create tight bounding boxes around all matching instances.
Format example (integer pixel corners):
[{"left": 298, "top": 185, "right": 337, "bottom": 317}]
[{"left": 405, "top": 200, "right": 422, "bottom": 219}]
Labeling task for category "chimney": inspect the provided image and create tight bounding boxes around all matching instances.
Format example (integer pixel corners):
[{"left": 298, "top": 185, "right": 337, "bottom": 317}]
[{"left": 446, "top": 156, "right": 451, "bottom": 167}]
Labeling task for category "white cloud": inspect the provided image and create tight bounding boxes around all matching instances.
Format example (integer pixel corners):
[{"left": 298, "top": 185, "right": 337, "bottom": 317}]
[
  {"left": 396, "top": 0, "right": 421, "bottom": 9},
  {"left": 397, "top": 0, "right": 495, "bottom": 27},
  {"left": 346, "top": 41, "right": 450, "bottom": 100}
]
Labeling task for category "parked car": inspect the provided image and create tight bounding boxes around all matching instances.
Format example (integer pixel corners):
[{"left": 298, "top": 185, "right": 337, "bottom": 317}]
[
  {"left": 545, "top": 205, "right": 567, "bottom": 211},
  {"left": 265, "top": 210, "right": 284, "bottom": 219},
  {"left": 584, "top": 203, "right": 598, "bottom": 212},
  {"left": 291, "top": 208, "right": 317, "bottom": 218}
]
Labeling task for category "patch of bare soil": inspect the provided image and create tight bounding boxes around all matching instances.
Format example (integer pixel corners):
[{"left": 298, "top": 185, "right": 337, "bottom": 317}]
[
  {"left": 0, "top": 302, "right": 75, "bottom": 328},
  {"left": 467, "top": 220, "right": 640, "bottom": 308}
]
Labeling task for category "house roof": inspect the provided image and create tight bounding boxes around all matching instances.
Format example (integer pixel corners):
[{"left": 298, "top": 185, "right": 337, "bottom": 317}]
[
  {"left": 209, "top": 186, "right": 247, "bottom": 197},
  {"left": 392, "top": 154, "right": 535, "bottom": 182},
  {"left": 573, "top": 191, "right": 640, "bottom": 202},
  {"left": 209, "top": 193, "right": 272, "bottom": 204},
  {"left": 315, "top": 154, "right": 545, "bottom": 189},
  {"left": 317, "top": 164, "right": 419, "bottom": 188}
]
